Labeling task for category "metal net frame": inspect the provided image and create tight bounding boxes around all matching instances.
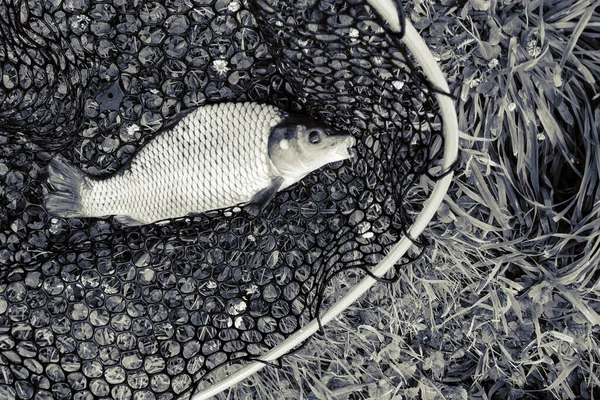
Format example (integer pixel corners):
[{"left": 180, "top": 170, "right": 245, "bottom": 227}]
[{"left": 0, "top": 0, "right": 458, "bottom": 399}]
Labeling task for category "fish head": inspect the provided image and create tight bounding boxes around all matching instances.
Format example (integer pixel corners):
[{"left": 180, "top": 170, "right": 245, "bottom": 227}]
[{"left": 269, "top": 115, "right": 356, "bottom": 181}]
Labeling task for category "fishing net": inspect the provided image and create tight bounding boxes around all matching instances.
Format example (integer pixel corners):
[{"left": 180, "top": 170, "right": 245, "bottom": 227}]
[{"left": 0, "top": 0, "right": 454, "bottom": 399}]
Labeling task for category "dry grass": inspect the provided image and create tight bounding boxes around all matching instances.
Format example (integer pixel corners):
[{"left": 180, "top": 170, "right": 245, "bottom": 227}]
[{"left": 208, "top": 1, "right": 600, "bottom": 399}]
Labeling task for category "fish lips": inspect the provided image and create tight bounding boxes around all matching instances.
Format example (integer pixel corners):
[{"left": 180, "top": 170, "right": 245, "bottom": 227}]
[{"left": 329, "top": 134, "right": 357, "bottom": 162}]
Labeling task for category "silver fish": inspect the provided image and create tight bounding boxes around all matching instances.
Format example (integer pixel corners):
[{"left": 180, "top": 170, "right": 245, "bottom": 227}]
[{"left": 44, "top": 102, "right": 356, "bottom": 226}]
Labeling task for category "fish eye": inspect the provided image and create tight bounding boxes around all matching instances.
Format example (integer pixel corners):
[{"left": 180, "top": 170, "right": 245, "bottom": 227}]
[{"left": 308, "top": 130, "right": 322, "bottom": 144}]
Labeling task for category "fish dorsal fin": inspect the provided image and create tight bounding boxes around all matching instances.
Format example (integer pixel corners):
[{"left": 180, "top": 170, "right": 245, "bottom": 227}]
[{"left": 245, "top": 176, "right": 285, "bottom": 216}]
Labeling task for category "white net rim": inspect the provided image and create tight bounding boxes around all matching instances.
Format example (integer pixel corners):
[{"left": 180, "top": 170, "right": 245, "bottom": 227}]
[{"left": 192, "top": 1, "right": 460, "bottom": 398}]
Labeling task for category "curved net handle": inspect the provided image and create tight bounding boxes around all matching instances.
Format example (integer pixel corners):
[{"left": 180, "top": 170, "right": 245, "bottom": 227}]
[{"left": 192, "top": 1, "right": 460, "bottom": 398}]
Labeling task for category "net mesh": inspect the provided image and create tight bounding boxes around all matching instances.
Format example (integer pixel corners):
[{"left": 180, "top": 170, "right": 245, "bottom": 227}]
[{"left": 0, "top": 0, "right": 446, "bottom": 398}]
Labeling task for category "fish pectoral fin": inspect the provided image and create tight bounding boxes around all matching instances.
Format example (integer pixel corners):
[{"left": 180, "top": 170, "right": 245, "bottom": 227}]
[
  {"left": 245, "top": 176, "right": 285, "bottom": 216},
  {"left": 114, "top": 214, "right": 146, "bottom": 227}
]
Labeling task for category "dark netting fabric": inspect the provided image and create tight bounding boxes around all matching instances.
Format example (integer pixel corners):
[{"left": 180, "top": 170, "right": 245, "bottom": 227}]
[{"left": 0, "top": 0, "right": 446, "bottom": 399}]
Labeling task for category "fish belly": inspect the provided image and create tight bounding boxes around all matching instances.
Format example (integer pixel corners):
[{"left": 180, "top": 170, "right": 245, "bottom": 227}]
[{"left": 80, "top": 102, "right": 284, "bottom": 224}]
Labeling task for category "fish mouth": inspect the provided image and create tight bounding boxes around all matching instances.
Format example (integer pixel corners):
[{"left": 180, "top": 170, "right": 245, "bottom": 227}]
[{"left": 333, "top": 135, "right": 357, "bottom": 160}]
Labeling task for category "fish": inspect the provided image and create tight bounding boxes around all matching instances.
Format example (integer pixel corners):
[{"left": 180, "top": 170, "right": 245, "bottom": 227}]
[{"left": 44, "top": 102, "right": 356, "bottom": 226}]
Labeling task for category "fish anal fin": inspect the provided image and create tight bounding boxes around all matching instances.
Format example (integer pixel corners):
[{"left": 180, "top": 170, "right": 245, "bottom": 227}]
[
  {"left": 114, "top": 214, "right": 146, "bottom": 227},
  {"left": 246, "top": 176, "right": 285, "bottom": 216}
]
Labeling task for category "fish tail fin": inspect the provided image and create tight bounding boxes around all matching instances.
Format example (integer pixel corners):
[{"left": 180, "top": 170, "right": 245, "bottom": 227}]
[{"left": 45, "top": 156, "right": 88, "bottom": 218}]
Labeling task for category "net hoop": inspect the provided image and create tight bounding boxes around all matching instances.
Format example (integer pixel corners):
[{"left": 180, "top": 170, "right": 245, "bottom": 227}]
[{"left": 192, "top": 1, "right": 460, "bottom": 398}]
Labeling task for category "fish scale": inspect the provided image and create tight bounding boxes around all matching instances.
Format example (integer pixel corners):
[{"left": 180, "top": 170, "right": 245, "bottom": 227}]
[{"left": 79, "top": 102, "right": 284, "bottom": 224}]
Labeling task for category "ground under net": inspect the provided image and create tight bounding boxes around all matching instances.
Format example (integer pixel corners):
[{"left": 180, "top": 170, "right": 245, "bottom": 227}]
[{"left": 0, "top": 0, "right": 447, "bottom": 399}]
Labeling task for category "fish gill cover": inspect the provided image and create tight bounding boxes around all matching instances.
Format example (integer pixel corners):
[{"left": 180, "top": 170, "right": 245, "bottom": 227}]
[{"left": 0, "top": 0, "right": 447, "bottom": 399}]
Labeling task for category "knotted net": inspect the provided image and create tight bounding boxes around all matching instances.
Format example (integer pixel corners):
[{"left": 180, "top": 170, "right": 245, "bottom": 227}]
[{"left": 0, "top": 0, "right": 455, "bottom": 399}]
